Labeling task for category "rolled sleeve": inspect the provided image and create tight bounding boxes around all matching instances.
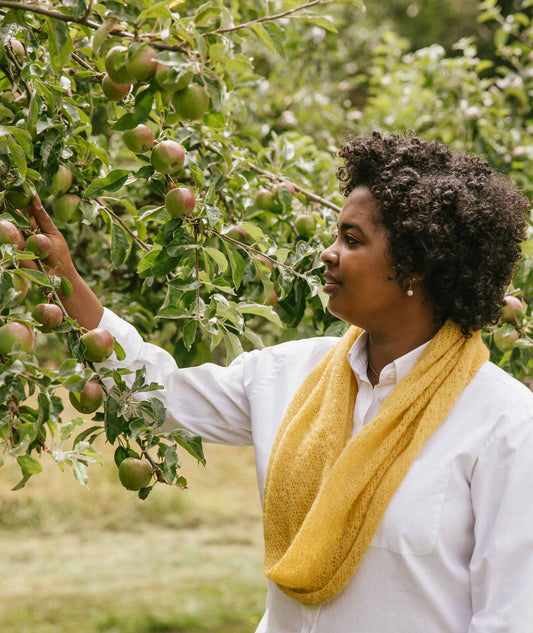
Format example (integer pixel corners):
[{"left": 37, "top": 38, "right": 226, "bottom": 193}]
[{"left": 95, "top": 308, "right": 254, "bottom": 445}]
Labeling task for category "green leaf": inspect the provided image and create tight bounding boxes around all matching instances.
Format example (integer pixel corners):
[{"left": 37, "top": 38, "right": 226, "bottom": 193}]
[
  {"left": 204, "top": 247, "right": 228, "bottom": 274},
  {"left": 85, "top": 170, "right": 130, "bottom": 197},
  {"left": 252, "top": 23, "right": 278, "bottom": 55},
  {"left": 104, "top": 396, "right": 127, "bottom": 443},
  {"left": 93, "top": 20, "right": 117, "bottom": 55},
  {"left": 114, "top": 340, "right": 126, "bottom": 361},
  {"left": 297, "top": 15, "right": 338, "bottom": 33},
  {"left": 138, "top": 0, "right": 173, "bottom": 20},
  {"left": 171, "top": 429, "right": 205, "bottom": 465},
  {"left": 14, "top": 268, "right": 50, "bottom": 287},
  {"left": 46, "top": 17, "right": 73, "bottom": 74},
  {"left": 113, "top": 89, "right": 154, "bottom": 131},
  {"left": 17, "top": 454, "right": 43, "bottom": 475},
  {"left": 237, "top": 302, "right": 283, "bottom": 327},
  {"left": 223, "top": 241, "right": 245, "bottom": 290},
  {"left": 7, "top": 135, "right": 26, "bottom": 178},
  {"left": 60, "top": 277, "right": 73, "bottom": 298},
  {"left": 110, "top": 222, "right": 131, "bottom": 267}
]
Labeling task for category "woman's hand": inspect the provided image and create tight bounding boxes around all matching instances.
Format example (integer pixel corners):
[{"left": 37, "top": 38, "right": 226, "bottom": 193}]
[
  {"left": 25, "top": 194, "right": 75, "bottom": 277},
  {"left": 22, "top": 194, "right": 104, "bottom": 330}
]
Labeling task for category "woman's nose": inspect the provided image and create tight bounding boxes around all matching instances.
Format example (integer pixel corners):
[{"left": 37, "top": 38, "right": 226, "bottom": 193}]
[{"left": 320, "top": 242, "right": 339, "bottom": 266}]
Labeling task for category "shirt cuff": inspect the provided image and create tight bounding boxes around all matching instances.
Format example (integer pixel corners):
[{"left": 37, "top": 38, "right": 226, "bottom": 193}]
[{"left": 97, "top": 307, "right": 145, "bottom": 365}]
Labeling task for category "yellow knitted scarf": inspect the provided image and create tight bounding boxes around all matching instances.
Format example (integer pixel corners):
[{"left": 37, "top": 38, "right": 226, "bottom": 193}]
[{"left": 263, "top": 320, "right": 488, "bottom": 605}]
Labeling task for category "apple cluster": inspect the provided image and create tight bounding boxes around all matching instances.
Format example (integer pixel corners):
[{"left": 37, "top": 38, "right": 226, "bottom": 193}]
[{"left": 0, "top": 218, "right": 115, "bottom": 416}]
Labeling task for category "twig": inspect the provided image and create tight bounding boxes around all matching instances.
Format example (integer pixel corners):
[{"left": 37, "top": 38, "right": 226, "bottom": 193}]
[
  {"left": 210, "top": 0, "right": 333, "bottom": 35},
  {"left": 246, "top": 162, "right": 342, "bottom": 212}
]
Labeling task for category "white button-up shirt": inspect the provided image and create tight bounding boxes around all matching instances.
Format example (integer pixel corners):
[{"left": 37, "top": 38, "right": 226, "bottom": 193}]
[{"left": 99, "top": 308, "right": 533, "bottom": 633}]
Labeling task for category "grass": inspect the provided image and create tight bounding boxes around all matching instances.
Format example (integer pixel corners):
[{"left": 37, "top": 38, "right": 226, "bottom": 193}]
[{"left": 0, "top": 394, "right": 266, "bottom": 633}]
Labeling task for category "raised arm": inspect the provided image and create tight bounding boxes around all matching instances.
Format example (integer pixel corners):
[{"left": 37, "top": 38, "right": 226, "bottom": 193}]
[{"left": 26, "top": 195, "right": 104, "bottom": 329}]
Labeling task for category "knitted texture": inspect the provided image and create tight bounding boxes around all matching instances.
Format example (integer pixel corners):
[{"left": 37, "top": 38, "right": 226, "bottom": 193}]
[{"left": 263, "top": 320, "right": 488, "bottom": 605}]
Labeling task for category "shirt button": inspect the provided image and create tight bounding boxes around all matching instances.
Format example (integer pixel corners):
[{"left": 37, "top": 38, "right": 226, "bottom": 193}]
[
  {"left": 387, "top": 370, "right": 395, "bottom": 379},
  {"left": 377, "top": 396, "right": 385, "bottom": 404}
]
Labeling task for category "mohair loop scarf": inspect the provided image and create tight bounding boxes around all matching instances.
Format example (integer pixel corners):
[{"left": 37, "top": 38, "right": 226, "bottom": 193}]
[{"left": 263, "top": 320, "right": 488, "bottom": 606}]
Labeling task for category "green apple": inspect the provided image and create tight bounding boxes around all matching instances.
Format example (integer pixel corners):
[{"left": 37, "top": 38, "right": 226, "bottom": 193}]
[
  {"left": 125, "top": 43, "right": 158, "bottom": 83},
  {"left": 6, "top": 182, "right": 32, "bottom": 209},
  {"left": 32, "top": 303, "right": 63, "bottom": 329},
  {"left": 12, "top": 275, "right": 29, "bottom": 305},
  {"left": 165, "top": 187, "right": 196, "bottom": 217},
  {"left": 155, "top": 64, "right": 192, "bottom": 93},
  {"left": 48, "top": 165, "right": 73, "bottom": 196},
  {"left": 26, "top": 233, "right": 52, "bottom": 259},
  {"left": 52, "top": 194, "right": 81, "bottom": 223},
  {"left": 294, "top": 214, "right": 317, "bottom": 238},
  {"left": 255, "top": 188, "right": 276, "bottom": 211},
  {"left": 69, "top": 381, "right": 104, "bottom": 414},
  {"left": 171, "top": 84, "right": 210, "bottom": 120},
  {"left": 80, "top": 328, "right": 115, "bottom": 362},
  {"left": 118, "top": 457, "right": 152, "bottom": 490},
  {"left": 102, "top": 74, "right": 132, "bottom": 101},
  {"left": 151, "top": 140, "right": 186, "bottom": 174},
  {"left": 0, "top": 220, "right": 25, "bottom": 249},
  {"left": 0, "top": 322, "right": 34, "bottom": 355},
  {"left": 493, "top": 326, "right": 519, "bottom": 352},
  {"left": 104, "top": 46, "right": 134, "bottom": 84},
  {"left": 501, "top": 295, "right": 525, "bottom": 323},
  {"left": 123, "top": 124, "right": 154, "bottom": 153}
]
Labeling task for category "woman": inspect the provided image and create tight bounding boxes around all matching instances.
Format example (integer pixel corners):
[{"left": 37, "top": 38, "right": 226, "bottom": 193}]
[{"left": 28, "top": 132, "right": 533, "bottom": 632}]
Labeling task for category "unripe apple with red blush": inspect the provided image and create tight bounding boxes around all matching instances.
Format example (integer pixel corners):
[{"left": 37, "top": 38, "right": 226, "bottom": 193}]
[
  {"left": 12, "top": 275, "right": 29, "bottom": 305},
  {"left": 119, "top": 457, "right": 152, "bottom": 491},
  {"left": 48, "top": 165, "right": 73, "bottom": 196},
  {"left": 151, "top": 140, "right": 186, "bottom": 174},
  {"left": 26, "top": 234, "right": 52, "bottom": 259},
  {"left": 0, "top": 220, "right": 25, "bottom": 250},
  {"left": 226, "top": 226, "right": 249, "bottom": 242},
  {"left": 501, "top": 295, "right": 525, "bottom": 323},
  {"left": 294, "top": 214, "right": 317, "bottom": 238},
  {"left": 125, "top": 43, "right": 158, "bottom": 83},
  {"left": 493, "top": 326, "right": 519, "bottom": 352},
  {"left": 104, "top": 46, "right": 134, "bottom": 84},
  {"left": 69, "top": 381, "right": 104, "bottom": 414},
  {"left": 165, "top": 187, "right": 195, "bottom": 218},
  {"left": 123, "top": 125, "right": 154, "bottom": 153},
  {"left": 32, "top": 303, "right": 63, "bottom": 329},
  {"left": 102, "top": 74, "right": 132, "bottom": 101},
  {"left": 0, "top": 322, "right": 34, "bottom": 356},
  {"left": 255, "top": 188, "right": 276, "bottom": 211},
  {"left": 6, "top": 182, "right": 32, "bottom": 209},
  {"left": 275, "top": 182, "right": 295, "bottom": 196},
  {"left": 80, "top": 328, "right": 115, "bottom": 362},
  {"left": 7, "top": 38, "right": 25, "bottom": 62},
  {"left": 172, "top": 83, "right": 210, "bottom": 120},
  {"left": 52, "top": 194, "right": 81, "bottom": 223}
]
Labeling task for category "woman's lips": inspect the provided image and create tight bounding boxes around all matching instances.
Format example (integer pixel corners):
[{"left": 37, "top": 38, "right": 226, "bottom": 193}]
[{"left": 323, "top": 274, "right": 341, "bottom": 294}]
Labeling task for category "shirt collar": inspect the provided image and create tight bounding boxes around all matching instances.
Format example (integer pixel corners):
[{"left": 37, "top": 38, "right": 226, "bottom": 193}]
[{"left": 347, "top": 331, "right": 432, "bottom": 385}]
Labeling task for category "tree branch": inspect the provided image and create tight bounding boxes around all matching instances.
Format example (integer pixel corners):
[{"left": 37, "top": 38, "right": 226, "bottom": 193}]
[
  {"left": 0, "top": 2, "right": 187, "bottom": 51},
  {"left": 210, "top": 0, "right": 334, "bottom": 35}
]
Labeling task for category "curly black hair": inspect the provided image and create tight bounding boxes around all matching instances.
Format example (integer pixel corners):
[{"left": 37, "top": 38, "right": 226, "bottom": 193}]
[{"left": 337, "top": 131, "right": 530, "bottom": 334}]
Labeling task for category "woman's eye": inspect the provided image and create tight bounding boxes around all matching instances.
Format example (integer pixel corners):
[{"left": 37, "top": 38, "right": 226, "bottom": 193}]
[{"left": 345, "top": 234, "right": 359, "bottom": 245}]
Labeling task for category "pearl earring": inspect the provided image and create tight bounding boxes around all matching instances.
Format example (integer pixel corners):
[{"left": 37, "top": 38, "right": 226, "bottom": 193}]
[{"left": 407, "top": 277, "right": 416, "bottom": 297}]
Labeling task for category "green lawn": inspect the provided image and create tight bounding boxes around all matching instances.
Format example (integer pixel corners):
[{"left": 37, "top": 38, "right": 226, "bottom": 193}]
[{"left": 0, "top": 400, "right": 266, "bottom": 633}]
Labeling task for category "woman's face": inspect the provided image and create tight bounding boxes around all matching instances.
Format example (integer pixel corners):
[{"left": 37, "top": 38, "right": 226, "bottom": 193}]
[{"left": 321, "top": 186, "right": 415, "bottom": 331}]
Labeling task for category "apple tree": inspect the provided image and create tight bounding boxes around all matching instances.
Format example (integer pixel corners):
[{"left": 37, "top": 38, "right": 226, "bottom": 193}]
[{"left": 0, "top": 0, "right": 363, "bottom": 494}]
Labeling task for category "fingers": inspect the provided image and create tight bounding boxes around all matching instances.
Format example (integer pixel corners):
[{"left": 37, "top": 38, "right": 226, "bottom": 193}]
[{"left": 27, "top": 195, "right": 58, "bottom": 235}]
